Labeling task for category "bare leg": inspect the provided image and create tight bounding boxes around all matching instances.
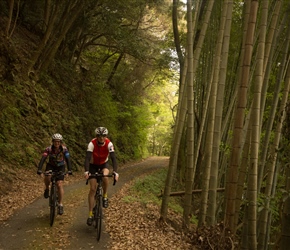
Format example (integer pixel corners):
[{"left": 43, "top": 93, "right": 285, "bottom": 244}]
[
  {"left": 44, "top": 175, "right": 51, "bottom": 190},
  {"left": 102, "top": 168, "right": 109, "bottom": 195},
  {"left": 57, "top": 180, "right": 64, "bottom": 205},
  {"left": 88, "top": 179, "right": 97, "bottom": 212}
]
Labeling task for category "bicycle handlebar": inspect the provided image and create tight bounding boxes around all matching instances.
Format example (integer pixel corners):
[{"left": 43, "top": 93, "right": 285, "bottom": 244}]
[
  {"left": 85, "top": 173, "right": 117, "bottom": 186},
  {"left": 44, "top": 170, "right": 67, "bottom": 176}
]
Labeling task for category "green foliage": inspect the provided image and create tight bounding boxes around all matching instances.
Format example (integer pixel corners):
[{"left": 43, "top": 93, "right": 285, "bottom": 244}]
[
  {"left": 257, "top": 174, "right": 285, "bottom": 242},
  {"left": 133, "top": 171, "right": 165, "bottom": 199},
  {"left": 123, "top": 167, "right": 198, "bottom": 224},
  {"left": 116, "top": 104, "right": 152, "bottom": 162},
  {"left": 25, "top": 146, "right": 39, "bottom": 164},
  {"left": 123, "top": 168, "right": 185, "bottom": 216},
  {"left": 0, "top": 142, "right": 14, "bottom": 160},
  {"left": 219, "top": 141, "right": 231, "bottom": 156},
  {"left": 146, "top": 76, "right": 178, "bottom": 156},
  {"left": 0, "top": 0, "right": 176, "bottom": 179}
]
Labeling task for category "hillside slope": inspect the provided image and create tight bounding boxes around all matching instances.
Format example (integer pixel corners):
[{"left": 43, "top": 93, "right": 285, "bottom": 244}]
[{"left": 0, "top": 16, "right": 105, "bottom": 195}]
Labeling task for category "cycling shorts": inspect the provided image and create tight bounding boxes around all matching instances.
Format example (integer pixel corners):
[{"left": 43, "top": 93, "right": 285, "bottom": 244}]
[
  {"left": 89, "top": 162, "right": 109, "bottom": 176},
  {"left": 45, "top": 163, "right": 65, "bottom": 181}
]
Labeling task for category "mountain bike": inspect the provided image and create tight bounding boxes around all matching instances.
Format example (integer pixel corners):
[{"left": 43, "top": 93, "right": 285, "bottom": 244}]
[
  {"left": 86, "top": 170, "right": 116, "bottom": 241},
  {"left": 45, "top": 170, "right": 65, "bottom": 226}
]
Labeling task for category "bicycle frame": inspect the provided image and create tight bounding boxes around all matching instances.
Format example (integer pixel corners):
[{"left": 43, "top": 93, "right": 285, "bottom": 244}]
[
  {"left": 94, "top": 176, "right": 103, "bottom": 240},
  {"left": 86, "top": 171, "right": 116, "bottom": 241},
  {"left": 45, "top": 171, "right": 64, "bottom": 226}
]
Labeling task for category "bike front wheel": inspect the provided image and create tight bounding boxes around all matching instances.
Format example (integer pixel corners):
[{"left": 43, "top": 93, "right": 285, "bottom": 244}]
[
  {"left": 94, "top": 195, "right": 103, "bottom": 241},
  {"left": 49, "top": 184, "right": 57, "bottom": 226}
]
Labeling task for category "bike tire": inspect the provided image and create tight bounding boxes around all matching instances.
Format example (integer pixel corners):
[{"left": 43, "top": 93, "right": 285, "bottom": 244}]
[
  {"left": 49, "top": 184, "right": 57, "bottom": 226},
  {"left": 95, "top": 195, "right": 103, "bottom": 241}
]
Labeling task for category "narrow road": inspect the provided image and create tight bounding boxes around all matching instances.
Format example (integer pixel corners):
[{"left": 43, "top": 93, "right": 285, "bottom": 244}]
[{"left": 0, "top": 156, "right": 169, "bottom": 250}]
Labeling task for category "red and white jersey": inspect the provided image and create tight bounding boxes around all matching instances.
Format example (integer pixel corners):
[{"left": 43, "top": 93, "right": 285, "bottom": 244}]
[{"left": 87, "top": 138, "right": 115, "bottom": 165}]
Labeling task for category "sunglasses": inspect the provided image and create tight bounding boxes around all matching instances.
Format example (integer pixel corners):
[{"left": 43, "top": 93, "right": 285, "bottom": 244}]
[{"left": 97, "top": 135, "right": 106, "bottom": 138}]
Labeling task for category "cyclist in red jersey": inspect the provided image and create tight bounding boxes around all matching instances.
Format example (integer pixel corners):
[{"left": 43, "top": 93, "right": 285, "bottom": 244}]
[
  {"left": 84, "top": 127, "right": 119, "bottom": 226},
  {"left": 37, "top": 133, "right": 72, "bottom": 215}
]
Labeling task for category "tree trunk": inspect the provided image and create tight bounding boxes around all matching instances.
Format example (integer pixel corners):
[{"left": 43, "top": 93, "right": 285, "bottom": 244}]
[
  {"left": 183, "top": 0, "right": 214, "bottom": 228},
  {"left": 241, "top": 0, "right": 268, "bottom": 248},
  {"left": 258, "top": 0, "right": 282, "bottom": 191},
  {"left": 183, "top": 0, "right": 194, "bottom": 230},
  {"left": 258, "top": 24, "right": 290, "bottom": 248},
  {"left": 212, "top": 0, "right": 234, "bottom": 224},
  {"left": 5, "top": 0, "right": 14, "bottom": 37},
  {"left": 37, "top": 0, "right": 85, "bottom": 72},
  {"left": 161, "top": 0, "right": 214, "bottom": 223},
  {"left": 200, "top": 0, "right": 229, "bottom": 227},
  {"left": 172, "top": 0, "right": 184, "bottom": 76},
  {"left": 280, "top": 166, "right": 290, "bottom": 249},
  {"left": 225, "top": 0, "right": 258, "bottom": 235},
  {"left": 44, "top": 0, "right": 52, "bottom": 30},
  {"left": 234, "top": 103, "right": 252, "bottom": 231},
  {"left": 5, "top": 0, "right": 20, "bottom": 39},
  {"left": 160, "top": 0, "right": 189, "bottom": 221},
  {"left": 106, "top": 53, "right": 124, "bottom": 87},
  {"left": 246, "top": 0, "right": 265, "bottom": 247},
  {"left": 27, "top": 0, "right": 62, "bottom": 72}
]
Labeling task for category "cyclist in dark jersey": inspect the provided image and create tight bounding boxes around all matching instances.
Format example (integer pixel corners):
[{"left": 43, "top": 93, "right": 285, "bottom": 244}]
[
  {"left": 37, "top": 133, "right": 72, "bottom": 215},
  {"left": 84, "top": 127, "right": 119, "bottom": 226}
]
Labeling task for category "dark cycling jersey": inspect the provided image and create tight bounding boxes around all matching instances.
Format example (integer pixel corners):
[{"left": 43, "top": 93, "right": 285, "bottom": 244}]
[
  {"left": 38, "top": 145, "right": 72, "bottom": 171},
  {"left": 45, "top": 145, "right": 69, "bottom": 166}
]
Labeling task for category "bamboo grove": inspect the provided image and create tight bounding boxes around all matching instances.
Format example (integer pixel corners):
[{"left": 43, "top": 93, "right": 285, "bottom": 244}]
[{"left": 161, "top": 1, "right": 290, "bottom": 249}]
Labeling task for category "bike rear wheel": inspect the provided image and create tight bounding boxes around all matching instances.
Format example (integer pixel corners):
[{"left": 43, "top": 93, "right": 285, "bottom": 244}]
[
  {"left": 94, "top": 195, "right": 103, "bottom": 241},
  {"left": 49, "top": 184, "right": 57, "bottom": 226}
]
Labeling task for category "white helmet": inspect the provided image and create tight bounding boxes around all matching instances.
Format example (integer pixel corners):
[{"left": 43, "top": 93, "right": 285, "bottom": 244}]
[
  {"left": 95, "top": 127, "right": 108, "bottom": 136},
  {"left": 52, "top": 133, "right": 63, "bottom": 141}
]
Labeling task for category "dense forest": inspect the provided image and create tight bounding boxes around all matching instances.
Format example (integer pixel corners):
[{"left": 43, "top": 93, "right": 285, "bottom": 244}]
[
  {"left": 0, "top": 0, "right": 176, "bottom": 172},
  {"left": 2, "top": 0, "right": 290, "bottom": 249}
]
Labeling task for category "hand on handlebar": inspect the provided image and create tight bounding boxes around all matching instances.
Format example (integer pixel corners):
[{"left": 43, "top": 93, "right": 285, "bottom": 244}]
[
  {"left": 84, "top": 171, "right": 90, "bottom": 180},
  {"left": 113, "top": 172, "right": 119, "bottom": 182}
]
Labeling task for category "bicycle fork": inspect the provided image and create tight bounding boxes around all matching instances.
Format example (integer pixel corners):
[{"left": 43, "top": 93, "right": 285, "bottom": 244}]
[
  {"left": 50, "top": 182, "right": 59, "bottom": 207},
  {"left": 93, "top": 187, "right": 103, "bottom": 217}
]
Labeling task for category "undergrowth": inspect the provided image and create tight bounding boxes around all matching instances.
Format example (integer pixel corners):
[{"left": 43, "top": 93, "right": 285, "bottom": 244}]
[{"left": 122, "top": 168, "right": 197, "bottom": 224}]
